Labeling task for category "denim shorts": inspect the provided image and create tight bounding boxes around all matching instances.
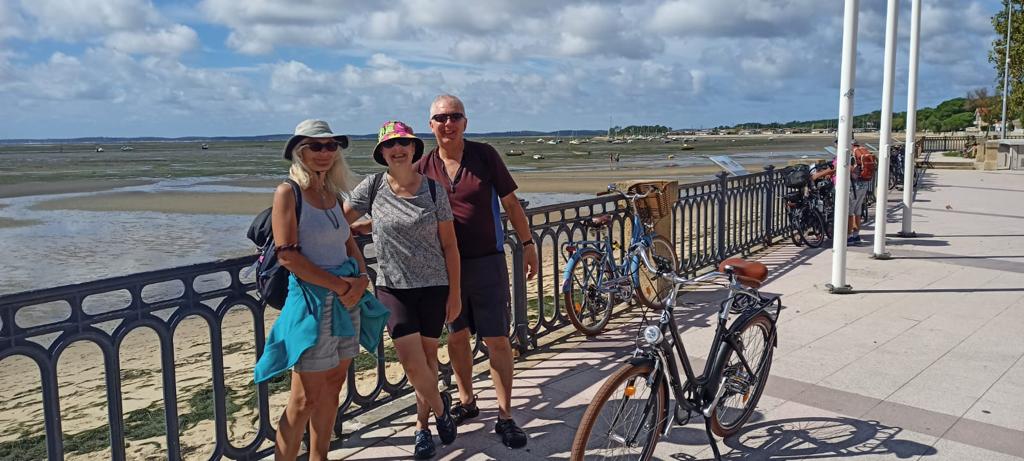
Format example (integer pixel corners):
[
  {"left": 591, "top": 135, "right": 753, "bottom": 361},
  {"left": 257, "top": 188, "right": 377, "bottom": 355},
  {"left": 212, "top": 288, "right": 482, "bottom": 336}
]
[{"left": 294, "top": 293, "right": 361, "bottom": 373}]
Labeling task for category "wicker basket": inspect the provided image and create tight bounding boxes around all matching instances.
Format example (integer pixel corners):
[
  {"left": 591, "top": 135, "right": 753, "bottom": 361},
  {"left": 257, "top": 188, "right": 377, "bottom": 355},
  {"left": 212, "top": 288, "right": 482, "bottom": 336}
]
[{"left": 629, "top": 183, "right": 671, "bottom": 225}]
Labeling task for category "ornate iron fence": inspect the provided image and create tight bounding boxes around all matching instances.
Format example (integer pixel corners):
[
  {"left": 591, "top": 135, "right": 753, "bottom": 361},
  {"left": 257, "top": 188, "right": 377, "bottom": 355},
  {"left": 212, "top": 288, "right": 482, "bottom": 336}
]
[{"left": 0, "top": 167, "right": 792, "bottom": 460}]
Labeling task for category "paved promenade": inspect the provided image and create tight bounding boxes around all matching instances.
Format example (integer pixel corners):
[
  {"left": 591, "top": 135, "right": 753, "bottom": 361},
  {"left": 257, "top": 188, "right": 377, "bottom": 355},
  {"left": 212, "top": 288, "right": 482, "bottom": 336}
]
[{"left": 329, "top": 168, "right": 1024, "bottom": 460}]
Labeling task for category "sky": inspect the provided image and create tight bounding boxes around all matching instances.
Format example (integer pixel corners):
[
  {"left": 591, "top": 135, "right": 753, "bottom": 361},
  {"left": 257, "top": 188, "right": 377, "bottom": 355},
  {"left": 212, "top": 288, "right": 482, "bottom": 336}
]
[{"left": 0, "top": 0, "right": 1007, "bottom": 138}]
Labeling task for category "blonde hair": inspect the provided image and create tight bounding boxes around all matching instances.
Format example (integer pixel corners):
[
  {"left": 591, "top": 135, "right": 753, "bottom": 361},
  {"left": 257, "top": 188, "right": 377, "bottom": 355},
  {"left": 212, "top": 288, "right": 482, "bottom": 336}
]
[{"left": 288, "top": 140, "right": 355, "bottom": 194}]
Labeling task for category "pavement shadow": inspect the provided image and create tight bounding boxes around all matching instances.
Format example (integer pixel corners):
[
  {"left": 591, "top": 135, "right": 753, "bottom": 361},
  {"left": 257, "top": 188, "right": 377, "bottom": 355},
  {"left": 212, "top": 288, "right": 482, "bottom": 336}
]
[{"left": 716, "top": 416, "right": 938, "bottom": 460}]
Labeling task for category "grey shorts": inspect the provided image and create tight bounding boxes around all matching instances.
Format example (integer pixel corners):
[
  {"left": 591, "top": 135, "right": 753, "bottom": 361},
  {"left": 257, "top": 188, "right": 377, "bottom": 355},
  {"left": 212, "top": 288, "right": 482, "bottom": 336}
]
[
  {"left": 294, "top": 293, "right": 361, "bottom": 373},
  {"left": 848, "top": 180, "right": 870, "bottom": 216},
  {"left": 450, "top": 253, "right": 512, "bottom": 338}
]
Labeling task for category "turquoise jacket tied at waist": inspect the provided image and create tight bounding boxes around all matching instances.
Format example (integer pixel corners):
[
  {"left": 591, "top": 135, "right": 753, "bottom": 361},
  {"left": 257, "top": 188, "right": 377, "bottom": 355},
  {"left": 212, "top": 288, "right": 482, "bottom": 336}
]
[{"left": 254, "top": 258, "right": 390, "bottom": 383}]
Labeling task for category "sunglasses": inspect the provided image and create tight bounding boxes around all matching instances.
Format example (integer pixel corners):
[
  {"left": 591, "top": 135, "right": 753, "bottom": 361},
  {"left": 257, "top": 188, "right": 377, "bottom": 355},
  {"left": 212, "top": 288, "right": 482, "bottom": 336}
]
[
  {"left": 431, "top": 113, "right": 465, "bottom": 123},
  {"left": 380, "top": 138, "right": 414, "bottom": 149},
  {"left": 300, "top": 141, "right": 341, "bottom": 152}
]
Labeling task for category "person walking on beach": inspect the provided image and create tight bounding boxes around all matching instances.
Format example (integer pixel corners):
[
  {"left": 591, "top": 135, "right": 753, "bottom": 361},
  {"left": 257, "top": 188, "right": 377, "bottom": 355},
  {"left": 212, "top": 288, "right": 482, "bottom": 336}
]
[
  {"left": 416, "top": 94, "right": 538, "bottom": 449},
  {"left": 253, "top": 119, "right": 389, "bottom": 461},
  {"left": 343, "top": 121, "right": 460, "bottom": 458}
]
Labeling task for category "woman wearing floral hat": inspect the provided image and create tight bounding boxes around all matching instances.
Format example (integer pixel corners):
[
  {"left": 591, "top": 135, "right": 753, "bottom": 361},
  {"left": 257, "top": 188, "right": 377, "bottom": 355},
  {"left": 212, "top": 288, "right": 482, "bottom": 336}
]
[{"left": 344, "top": 121, "right": 460, "bottom": 458}]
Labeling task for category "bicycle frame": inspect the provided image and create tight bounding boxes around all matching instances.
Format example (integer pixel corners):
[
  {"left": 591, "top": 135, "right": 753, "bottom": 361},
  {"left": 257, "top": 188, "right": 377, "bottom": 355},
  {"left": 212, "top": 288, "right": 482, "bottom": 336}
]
[{"left": 560, "top": 195, "right": 661, "bottom": 298}]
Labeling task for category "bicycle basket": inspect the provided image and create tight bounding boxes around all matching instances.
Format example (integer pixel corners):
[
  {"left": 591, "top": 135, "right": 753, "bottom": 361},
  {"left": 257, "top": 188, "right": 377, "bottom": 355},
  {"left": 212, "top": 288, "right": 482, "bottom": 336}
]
[{"left": 629, "top": 183, "right": 671, "bottom": 225}]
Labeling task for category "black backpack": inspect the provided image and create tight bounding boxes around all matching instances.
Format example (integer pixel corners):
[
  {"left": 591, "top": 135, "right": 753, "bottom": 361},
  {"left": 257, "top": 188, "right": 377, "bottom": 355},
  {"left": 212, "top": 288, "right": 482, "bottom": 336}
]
[
  {"left": 246, "top": 179, "right": 302, "bottom": 309},
  {"left": 784, "top": 165, "right": 811, "bottom": 189}
]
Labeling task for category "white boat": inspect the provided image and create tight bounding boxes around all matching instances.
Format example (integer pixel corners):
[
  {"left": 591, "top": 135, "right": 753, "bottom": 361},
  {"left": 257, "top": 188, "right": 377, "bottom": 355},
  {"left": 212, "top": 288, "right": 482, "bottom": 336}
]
[
  {"left": 532, "top": 154, "right": 545, "bottom": 160},
  {"left": 546, "top": 139, "right": 559, "bottom": 145},
  {"left": 201, "top": 143, "right": 209, "bottom": 150},
  {"left": 95, "top": 147, "right": 104, "bottom": 153},
  {"left": 536, "top": 138, "right": 545, "bottom": 143},
  {"left": 120, "top": 146, "right": 134, "bottom": 151},
  {"left": 506, "top": 150, "right": 524, "bottom": 157},
  {"left": 572, "top": 150, "right": 591, "bottom": 156}
]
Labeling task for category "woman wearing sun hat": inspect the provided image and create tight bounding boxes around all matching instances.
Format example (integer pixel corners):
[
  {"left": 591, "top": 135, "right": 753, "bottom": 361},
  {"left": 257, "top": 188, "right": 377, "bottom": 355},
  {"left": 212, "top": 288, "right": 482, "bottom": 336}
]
[
  {"left": 344, "top": 121, "right": 460, "bottom": 458},
  {"left": 255, "top": 119, "right": 389, "bottom": 461}
]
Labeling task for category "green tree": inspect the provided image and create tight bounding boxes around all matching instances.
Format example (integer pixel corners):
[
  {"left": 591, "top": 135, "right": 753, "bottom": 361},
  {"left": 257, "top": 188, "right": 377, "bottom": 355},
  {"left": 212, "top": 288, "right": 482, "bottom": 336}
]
[{"left": 989, "top": 0, "right": 1024, "bottom": 124}]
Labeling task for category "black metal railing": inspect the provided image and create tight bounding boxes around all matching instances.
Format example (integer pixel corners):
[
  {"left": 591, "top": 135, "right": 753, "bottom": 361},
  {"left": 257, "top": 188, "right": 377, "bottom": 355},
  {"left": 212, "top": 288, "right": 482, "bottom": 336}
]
[{"left": 0, "top": 166, "right": 792, "bottom": 460}]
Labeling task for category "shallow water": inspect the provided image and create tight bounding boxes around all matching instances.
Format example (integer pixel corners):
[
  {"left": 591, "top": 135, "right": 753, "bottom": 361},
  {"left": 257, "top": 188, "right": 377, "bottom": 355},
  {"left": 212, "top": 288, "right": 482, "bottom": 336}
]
[{"left": 0, "top": 138, "right": 833, "bottom": 295}]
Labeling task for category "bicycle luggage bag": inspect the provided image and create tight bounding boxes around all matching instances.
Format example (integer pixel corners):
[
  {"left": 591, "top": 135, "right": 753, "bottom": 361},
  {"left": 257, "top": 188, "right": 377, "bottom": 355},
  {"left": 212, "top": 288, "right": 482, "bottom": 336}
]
[{"left": 784, "top": 165, "right": 810, "bottom": 188}]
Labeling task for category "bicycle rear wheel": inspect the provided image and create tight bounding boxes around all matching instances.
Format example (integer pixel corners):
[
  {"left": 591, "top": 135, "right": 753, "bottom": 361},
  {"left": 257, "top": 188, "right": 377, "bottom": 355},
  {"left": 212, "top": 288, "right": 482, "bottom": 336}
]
[
  {"left": 571, "top": 363, "right": 668, "bottom": 461},
  {"left": 634, "top": 235, "right": 678, "bottom": 310},
  {"left": 564, "top": 250, "right": 615, "bottom": 336},
  {"left": 710, "top": 314, "right": 774, "bottom": 437}
]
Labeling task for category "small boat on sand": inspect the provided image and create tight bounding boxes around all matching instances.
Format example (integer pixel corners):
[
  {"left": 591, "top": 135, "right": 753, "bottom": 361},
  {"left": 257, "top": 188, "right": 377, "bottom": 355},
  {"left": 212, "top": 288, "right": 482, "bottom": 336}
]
[
  {"left": 95, "top": 147, "right": 104, "bottom": 152},
  {"left": 201, "top": 143, "right": 209, "bottom": 150},
  {"left": 572, "top": 150, "right": 591, "bottom": 156},
  {"left": 506, "top": 150, "right": 524, "bottom": 157},
  {"left": 532, "top": 154, "right": 545, "bottom": 160},
  {"left": 679, "top": 145, "right": 695, "bottom": 151},
  {"left": 120, "top": 146, "right": 134, "bottom": 151}
]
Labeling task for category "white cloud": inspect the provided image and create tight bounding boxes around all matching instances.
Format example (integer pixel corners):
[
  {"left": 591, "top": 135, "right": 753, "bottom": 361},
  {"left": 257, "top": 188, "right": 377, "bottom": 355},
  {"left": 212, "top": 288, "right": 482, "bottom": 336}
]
[
  {"left": 104, "top": 25, "right": 199, "bottom": 56},
  {"left": 650, "top": 0, "right": 830, "bottom": 38},
  {"left": 17, "top": 0, "right": 162, "bottom": 40}
]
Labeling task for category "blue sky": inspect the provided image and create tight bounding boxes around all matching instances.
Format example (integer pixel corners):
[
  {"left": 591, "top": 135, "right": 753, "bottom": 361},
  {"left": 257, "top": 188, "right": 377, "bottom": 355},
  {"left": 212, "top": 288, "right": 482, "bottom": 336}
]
[{"left": 0, "top": 0, "right": 1007, "bottom": 138}]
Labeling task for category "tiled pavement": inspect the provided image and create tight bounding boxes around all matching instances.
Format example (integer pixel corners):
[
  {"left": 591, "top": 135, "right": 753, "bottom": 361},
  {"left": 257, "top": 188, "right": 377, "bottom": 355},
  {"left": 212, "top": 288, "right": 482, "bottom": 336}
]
[{"left": 326, "top": 169, "right": 1024, "bottom": 460}]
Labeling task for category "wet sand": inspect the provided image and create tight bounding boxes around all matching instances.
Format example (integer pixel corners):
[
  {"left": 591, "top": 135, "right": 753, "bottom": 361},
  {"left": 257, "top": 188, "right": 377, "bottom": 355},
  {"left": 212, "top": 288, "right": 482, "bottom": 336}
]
[
  {"left": 27, "top": 163, "right": 745, "bottom": 214},
  {"left": 0, "top": 179, "right": 154, "bottom": 199},
  {"left": 30, "top": 191, "right": 274, "bottom": 215}
]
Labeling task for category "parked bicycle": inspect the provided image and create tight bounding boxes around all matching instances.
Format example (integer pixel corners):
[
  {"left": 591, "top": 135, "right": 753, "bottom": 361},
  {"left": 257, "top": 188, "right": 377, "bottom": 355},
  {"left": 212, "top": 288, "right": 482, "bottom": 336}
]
[
  {"left": 561, "top": 183, "right": 679, "bottom": 336},
  {"left": 783, "top": 165, "right": 828, "bottom": 248},
  {"left": 570, "top": 258, "right": 783, "bottom": 460}
]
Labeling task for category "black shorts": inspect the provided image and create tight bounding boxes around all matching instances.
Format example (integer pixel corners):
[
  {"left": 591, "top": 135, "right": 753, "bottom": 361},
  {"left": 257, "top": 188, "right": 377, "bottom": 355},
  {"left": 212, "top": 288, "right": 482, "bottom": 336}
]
[
  {"left": 376, "top": 285, "right": 449, "bottom": 339},
  {"left": 450, "top": 253, "right": 512, "bottom": 338}
]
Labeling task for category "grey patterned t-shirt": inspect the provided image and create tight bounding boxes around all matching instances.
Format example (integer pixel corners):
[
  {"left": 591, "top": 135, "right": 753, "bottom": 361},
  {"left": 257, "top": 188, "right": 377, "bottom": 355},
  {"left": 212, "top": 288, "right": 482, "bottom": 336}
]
[{"left": 347, "top": 174, "right": 454, "bottom": 289}]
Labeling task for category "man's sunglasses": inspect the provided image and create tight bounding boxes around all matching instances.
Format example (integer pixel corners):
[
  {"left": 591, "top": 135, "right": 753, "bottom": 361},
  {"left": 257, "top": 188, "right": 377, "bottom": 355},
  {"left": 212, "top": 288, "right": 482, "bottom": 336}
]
[
  {"left": 380, "top": 138, "right": 415, "bottom": 149},
  {"left": 431, "top": 113, "right": 465, "bottom": 123},
  {"left": 300, "top": 141, "right": 341, "bottom": 152}
]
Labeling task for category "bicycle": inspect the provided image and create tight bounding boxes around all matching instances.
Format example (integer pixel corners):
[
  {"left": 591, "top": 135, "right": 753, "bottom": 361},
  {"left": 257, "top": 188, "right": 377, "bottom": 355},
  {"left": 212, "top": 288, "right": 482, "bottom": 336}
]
[
  {"left": 561, "top": 183, "right": 679, "bottom": 336},
  {"left": 784, "top": 171, "right": 829, "bottom": 248},
  {"left": 570, "top": 258, "right": 783, "bottom": 460}
]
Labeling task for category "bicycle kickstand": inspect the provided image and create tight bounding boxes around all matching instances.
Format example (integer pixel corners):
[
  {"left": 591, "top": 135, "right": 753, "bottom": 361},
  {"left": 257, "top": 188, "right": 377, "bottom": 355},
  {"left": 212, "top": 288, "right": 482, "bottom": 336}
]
[{"left": 703, "top": 418, "right": 723, "bottom": 461}]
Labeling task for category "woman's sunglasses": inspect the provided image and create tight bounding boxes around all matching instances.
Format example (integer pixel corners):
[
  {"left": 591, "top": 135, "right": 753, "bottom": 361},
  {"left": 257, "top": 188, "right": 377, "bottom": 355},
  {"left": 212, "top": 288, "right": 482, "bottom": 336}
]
[
  {"left": 300, "top": 141, "right": 341, "bottom": 152},
  {"left": 380, "top": 138, "right": 415, "bottom": 149},
  {"left": 431, "top": 113, "right": 464, "bottom": 123}
]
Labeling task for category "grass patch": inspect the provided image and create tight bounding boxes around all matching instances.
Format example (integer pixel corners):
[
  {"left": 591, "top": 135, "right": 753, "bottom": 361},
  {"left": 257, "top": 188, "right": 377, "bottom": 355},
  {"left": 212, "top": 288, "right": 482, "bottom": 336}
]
[{"left": 0, "top": 431, "right": 47, "bottom": 460}]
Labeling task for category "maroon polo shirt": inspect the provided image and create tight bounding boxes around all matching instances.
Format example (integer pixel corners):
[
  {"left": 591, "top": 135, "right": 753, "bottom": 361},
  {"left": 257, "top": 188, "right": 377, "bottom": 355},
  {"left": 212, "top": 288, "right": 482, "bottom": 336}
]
[{"left": 416, "top": 140, "right": 518, "bottom": 259}]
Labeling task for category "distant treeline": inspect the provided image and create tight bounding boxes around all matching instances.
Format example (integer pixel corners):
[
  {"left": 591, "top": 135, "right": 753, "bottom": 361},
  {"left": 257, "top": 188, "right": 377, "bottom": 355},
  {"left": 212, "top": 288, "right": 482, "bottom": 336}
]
[
  {"left": 727, "top": 97, "right": 982, "bottom": 133},
  {"left": 0, "top": 130, "right": 611, "bottom": 145}
]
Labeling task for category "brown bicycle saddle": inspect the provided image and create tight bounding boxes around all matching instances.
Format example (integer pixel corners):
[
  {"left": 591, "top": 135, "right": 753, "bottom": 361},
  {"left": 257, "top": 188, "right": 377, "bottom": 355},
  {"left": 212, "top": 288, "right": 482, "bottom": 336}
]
[{"left": 717, "top": 258, "right": 768, "bottom": 288}]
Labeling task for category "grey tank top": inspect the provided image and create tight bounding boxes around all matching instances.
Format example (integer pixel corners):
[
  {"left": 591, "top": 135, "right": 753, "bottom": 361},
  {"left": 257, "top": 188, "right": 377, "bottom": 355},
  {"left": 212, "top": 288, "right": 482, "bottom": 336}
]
[{"left": 298, "top": 195, "right": 350, "bottom": 269}]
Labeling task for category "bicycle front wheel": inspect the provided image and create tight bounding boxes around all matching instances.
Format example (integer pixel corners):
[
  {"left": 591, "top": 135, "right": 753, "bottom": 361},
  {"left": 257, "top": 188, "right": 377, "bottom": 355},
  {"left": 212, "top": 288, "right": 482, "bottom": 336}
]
[
  {"left": 634, "top": 235, "right": 678, "bottom": 310},
  {"left": 564, "top": 250, "right": 615, "bottom": 336},
  {"left": 571, "top": 363, "right": 668, "bottom": 461},
  {"left": 797, "top": 209, "right": 826, "bottom": 248},
  {"left": 710, "top": 314, "right": 774, "bottom": 437}
]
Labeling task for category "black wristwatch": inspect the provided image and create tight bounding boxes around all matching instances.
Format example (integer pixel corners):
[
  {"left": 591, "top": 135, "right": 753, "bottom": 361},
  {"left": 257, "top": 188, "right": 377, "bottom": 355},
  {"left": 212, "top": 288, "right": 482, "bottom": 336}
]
[{"left": 522, "top": 239, "right": 535, "bottom": 247}]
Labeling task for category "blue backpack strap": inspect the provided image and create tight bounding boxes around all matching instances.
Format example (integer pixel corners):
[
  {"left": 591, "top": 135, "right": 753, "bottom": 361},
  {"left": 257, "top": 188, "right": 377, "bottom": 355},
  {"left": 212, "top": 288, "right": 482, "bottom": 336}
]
[
  {"left": 285, "top": 178, "right": 302, "bottom": 223},
  {"left": 427, "top": 177, "right": 437, "bottom": 203}
]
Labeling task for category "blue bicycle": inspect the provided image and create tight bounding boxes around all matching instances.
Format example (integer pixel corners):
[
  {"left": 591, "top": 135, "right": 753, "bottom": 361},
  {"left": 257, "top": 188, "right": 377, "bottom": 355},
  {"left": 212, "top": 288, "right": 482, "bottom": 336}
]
[{"left": 561, "top": 183, "right": 679, "bottom": 336}]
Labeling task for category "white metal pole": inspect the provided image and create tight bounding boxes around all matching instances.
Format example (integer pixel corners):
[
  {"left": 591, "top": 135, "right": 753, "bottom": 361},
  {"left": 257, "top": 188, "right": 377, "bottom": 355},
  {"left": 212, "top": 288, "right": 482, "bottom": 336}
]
[
  {"left": 1001, "top": 1, "right": 1013, "bottom": 139},
  {"left": 900, "top": 0, "right": 921, "bottom": 237},
  {"left": 873, "top": 0, "right": 900, "bottom": 259},
  {"left": 830, "top": 0, "right": 859, "bottom": 293}
]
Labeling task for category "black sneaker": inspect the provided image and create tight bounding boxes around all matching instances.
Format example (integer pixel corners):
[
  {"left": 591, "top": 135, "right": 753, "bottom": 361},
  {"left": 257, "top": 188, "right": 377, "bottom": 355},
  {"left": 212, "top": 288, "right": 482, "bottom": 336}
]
[
  {"left": 414, "top": 428, "right": 435, "bottom": 459},
  {"left": 450, "top": 394, "right": 479, "bottom": 426},
  {"left": 494, "top": 418, "right": 528, "bottom": 448},
  {"left": 436, "top": 392, "right": 457, "bottom": 445}
]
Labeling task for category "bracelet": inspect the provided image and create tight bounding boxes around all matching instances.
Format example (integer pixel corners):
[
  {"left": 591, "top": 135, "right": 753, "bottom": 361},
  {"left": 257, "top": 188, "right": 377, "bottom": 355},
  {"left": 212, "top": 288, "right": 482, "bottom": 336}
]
[{"left": 522, "top": 239, "right": 535, "bottom": 247}]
